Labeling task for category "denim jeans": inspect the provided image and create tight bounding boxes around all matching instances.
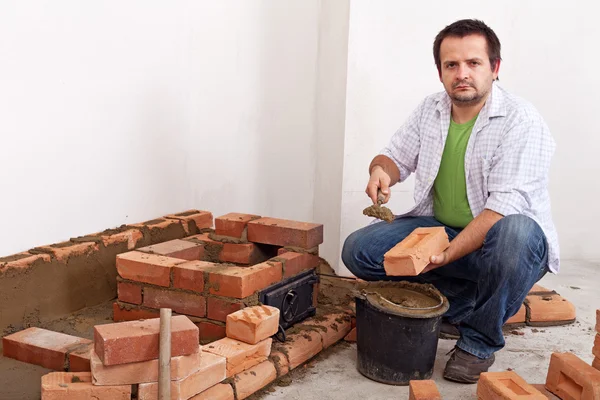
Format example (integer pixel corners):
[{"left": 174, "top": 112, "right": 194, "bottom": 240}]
[{"left": 341, "top": 214, "right": 549, "bottom": 359}]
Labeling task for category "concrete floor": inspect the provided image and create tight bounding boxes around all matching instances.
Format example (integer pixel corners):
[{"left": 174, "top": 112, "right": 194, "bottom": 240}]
[{"left": 258, "top": 259, "right": 600, "bottom": 399}]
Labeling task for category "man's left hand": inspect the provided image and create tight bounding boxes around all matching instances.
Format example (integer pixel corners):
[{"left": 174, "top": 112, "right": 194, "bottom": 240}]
[{"left": 422, "top": 251, "right": 450, "bottom": 273}]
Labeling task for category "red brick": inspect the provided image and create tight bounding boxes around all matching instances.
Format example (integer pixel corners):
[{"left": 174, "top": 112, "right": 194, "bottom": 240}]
[
  {"left": 94, "top": 315, "right": 199, "bottom": 366},
  {"left": 594, "top": 334, "right": 600, "bottom": 359},
  {"left": 117, "top": 280, "right": 142, "bottom": 305},
  {"left": 173, "top": 260, "right": 221, "bottom": 293},
  {"left": 67, "top": 343, "right": 93, "bottom": 372},
  {"left": 112, "top": 301, "right": 160, "bottom": 322},
  {"left": 275, "top": 330, "right": 323, "bottom": 369},
  {"left": 208, "top": 297, "right": 245, "bottom": 322},
  {"left": 275, "top": 251, "right": 321, "bottom": 278},
  {"left": 269, "top": 350, "right": 290, "bottom": 377},
  {"left": 596, "top": 310, "right": 600, "bottom": 333},
  {"left": 143, "top": 286, "right": 206, "bottom": 317},
  {"left": 529, "top": 284, "right": 553, "bottom": 294},
  {"left": 138, "top": 239, "right": 203, "bottom": 261},
  {"left": 234, "top": 360, "right": 277, "bottom": 399},
  {"left": 165, "top": 210, "right": 214, "bottom": 234},
  {"left": 215, "top": 213, "right": 261, "bottom": 239},
  {"left": 37, "top": 241, "right": 100, "bottom": 263},
  {"left": 226, "top": 305, "right": 280, "bottom": 345},
  {"left": 185, "top": 233, "right": 224, "bottom": 262},
  {"left": 208, "top": 262, "right": 283, "bottom": 299},
  {"left": 91, "top": 346, "right": 202, "bottom": 385},
  {"left": 99, "top": 228, "right": 143, "bottom": 250},
  {"left": 116, "top": 251, "right": 185, "bottom": 287},
  {"left": 247, "top": 217, "right": 323, "bottom": 249},
  {"left": 138, "top": 352, "right": 226, "bottom": 400},
  {"left": 505, "top": 304, "right": 526, "bottom": 325},
  {"left": 41, "top": 371, "right": 131, "bottom": 400},
  {"left": 409, "top": 379, "right": 442, "bottom": 400},
  {"left": 478, "top": 371, "right": 545, "bottom": 399},
  {"left": 383, "top": 227, "right": 450, "bottom": 276},
  {"left": 344, "top": 327, "right": 357, "bottom": 342},
  {"left": 593, "top": 357, "right": 600, "bottom": 371},
  {"left": 203, "top": 337, "right": 271, "bottom": 377},
  {"left": 545, "top": 352, "right": 600, "bottom": 399},
  {"left": 190, "top": 383, "right": 235, "bottom": 400},
  {"left": 531, "top": 385, "right": 562, "bottom": 400},
  {"left": 306, "top": 313, "right": 352, "bottom": 349},
  {"left": 525, "top": 294, "right": 576, "bottom": 324},
  {"left": 2, "top": 327, "right": 91, "bottom": 371},
  {"left": 0, "top": 252, "right": 51, "bottom": 274},
  {"left": 197, "top": 321, "right": 227, "bottom": 343},
  {"left": 220, "top": 242, "right": 273, "bottom": 265}
]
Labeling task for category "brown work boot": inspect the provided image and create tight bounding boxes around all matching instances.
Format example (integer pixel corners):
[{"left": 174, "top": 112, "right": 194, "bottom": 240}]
[
  {"left": 439, "top": 321, "right": 460, "bottom": 340},
  {"left": 443, "top": 347, "right": 495, "bottom": 383}
]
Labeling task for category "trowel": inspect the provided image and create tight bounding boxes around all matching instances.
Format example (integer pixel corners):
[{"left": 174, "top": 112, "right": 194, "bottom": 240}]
[{"left": 362, "top": 189, "right": 395, "bottom": 223}]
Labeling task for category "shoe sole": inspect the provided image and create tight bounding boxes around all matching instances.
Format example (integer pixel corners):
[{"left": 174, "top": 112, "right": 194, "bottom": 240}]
[
  {"left": 439, "top": 332, "right": 460, "bottom": 340},
  {"left": 443, "top": 371, "right": 479, "bottom": 384}
]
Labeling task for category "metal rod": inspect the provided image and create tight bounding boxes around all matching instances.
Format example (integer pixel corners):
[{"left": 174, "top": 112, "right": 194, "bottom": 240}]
[{"left": 158, "top": 308, "right": 171, "bottom": 400}]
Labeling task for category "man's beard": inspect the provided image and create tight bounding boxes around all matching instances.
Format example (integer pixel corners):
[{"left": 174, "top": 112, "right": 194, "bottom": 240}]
[{"left": 449, "top": 81, "right": 487, "bottom": 107}]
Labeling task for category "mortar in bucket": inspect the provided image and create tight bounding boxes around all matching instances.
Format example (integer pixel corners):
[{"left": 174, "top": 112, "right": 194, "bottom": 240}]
[{"left": 354, "top": 281, "right": 449, "bottom": 385}]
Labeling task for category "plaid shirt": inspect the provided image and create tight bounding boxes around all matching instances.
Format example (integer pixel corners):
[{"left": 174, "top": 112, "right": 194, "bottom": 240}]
[{"left": 380, "top": 82, "right": 559, "bottom": 273}]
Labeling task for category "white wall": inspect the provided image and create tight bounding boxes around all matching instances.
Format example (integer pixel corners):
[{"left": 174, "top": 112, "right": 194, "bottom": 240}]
[
  {"left": 0, "top": 1, "right": 321, "bottom": 256},
  {"left": 338, "top": 0, "right": 600, "bottom": 275}
]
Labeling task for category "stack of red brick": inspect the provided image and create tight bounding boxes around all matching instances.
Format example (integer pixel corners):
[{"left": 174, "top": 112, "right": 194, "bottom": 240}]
[{"left": 114, "top": 212, "right": 323, "bottom": 343}]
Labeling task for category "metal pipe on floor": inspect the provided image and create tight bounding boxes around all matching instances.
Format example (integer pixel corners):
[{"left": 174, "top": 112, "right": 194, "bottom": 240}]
[{"left": 158, "top": 308, "right": 172, "bottom": 400}]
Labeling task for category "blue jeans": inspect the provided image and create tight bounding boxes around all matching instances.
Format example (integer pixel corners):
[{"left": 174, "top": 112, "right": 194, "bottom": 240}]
[{"left": 341, "top": 214, "right": 549, "bottom": 359}]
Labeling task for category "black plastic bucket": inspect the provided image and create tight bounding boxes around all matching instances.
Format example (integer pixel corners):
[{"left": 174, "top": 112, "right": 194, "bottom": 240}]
[{"left": 354, "top": 282, "right": 449, "bottom": 385}]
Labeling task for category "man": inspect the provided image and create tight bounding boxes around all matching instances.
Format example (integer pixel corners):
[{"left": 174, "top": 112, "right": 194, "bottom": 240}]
[{"left": 342, "top": 19, "right": 558, "bottom": 383}]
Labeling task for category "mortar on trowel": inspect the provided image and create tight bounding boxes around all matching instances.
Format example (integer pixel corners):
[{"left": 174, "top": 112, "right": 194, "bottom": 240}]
[
  {"left": 353, "top": 281, "right": 449, "bottom": 385},
  {"left": 362, "top": 189, "right": 395, "bottom": 223}
]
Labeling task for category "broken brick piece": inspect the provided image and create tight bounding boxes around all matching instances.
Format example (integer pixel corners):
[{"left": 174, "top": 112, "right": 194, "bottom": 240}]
[
  {"left": 478, "top": 371, "right": 546, "bottom": 399},
  {"left": 41, "top": 371, "right": 130, "bottom": 400},
  {"left": 383, "top": 227, "right": 450, "bottom": 276},
  {"left": 117, "top": 280, "right": 142, "bottom": 305},
  {"left": 226, "top": 305, "right": 280, "bottom": 345},
  {"left": 112, "top": 301, "right": 160, "bottom": 322},
  {"left": 207, "top": 297, "right": 245, "bottom": 322},
  {"left": 203, "top": 337, "right": 272, "bottom": 377},
  {"left": 409, "top": 379, "right": 442, "bottom": 400},
  {"left": 2, "top": 327, "right": 92, "bottom": 371},
  {"left": 275, "top": 251, "right": 321, "bottom": 278},
  {"left": 142, "top": 286, "right": 206, "bottom": 318},
  {"left": 138, "top": 352, "right": 226, "bottom": 400},
  {"left": 208, "top": 262, "right": 283, "bottom": 299},
  {"left": 94, "top": 315, "right": 199, "bottom": 366},
  {"left": 593, "top": 334, "right": 600, "bottom": 359},
  {"left": 67, "top": 343, "right": 93, "bottom": 372},
  {"left": 137, "top": 239, "right": 203, "bottom": 261},
  {"left": 116, "top": 251, "right": 186, "bottom": 287},
  {"left": 215, "top": 213, "right": 261, "bottom": 239},
  {"left": 275, "top": 330, "right": 323, "bottom": 370},
  {"left": 344, "top": 327, "right": 357, "bottom": 342},
  {"left": 91, "top": 346, "right": 202, "bottom": 385},
  {"left": 525, "top": 294, "right": 576, "bottom": 325},
  {"left": 234, "top": 360, "right": 277, "bottom": 400},
  {"left": 165, "top": 210, "right": 214, "bottom": 234},
  {"left": 505, "top": 304, "right": 527, "bottom": 325},
  {"left": 247, "top": 217, "right": 323, "bottom": 249},
  {"left": 190, "top": 383, "right": 235, "bottom": 400},
  {"left": 545, "top": 352, "right": 600, "bottom": 400}
]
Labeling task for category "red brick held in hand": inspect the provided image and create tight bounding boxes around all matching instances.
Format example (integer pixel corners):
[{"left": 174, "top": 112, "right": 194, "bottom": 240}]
[
  {"left": 247, "top": 217, "right": 323, "bottom": 249},
  {"left": 41, "top": 371, "right": 130, "bottom": 400},
  {"left": 203, "top": 337, "right": 272, "bottom": 377},
  {"left": 142, "top": 286, "right": 206, "bottom": 318},
  {"left": 165, "top": 210, "right": 214, "bottom": 234},
  {"left": 409, "top": 379, "right": 442, "bottom": 400},
  {"left": 2, "top": 327, "right": 92, "bottom": 371},
  {"left": 383, "top": 227, "right": 450, "bottom": 276},
  {"left": 275, "top": 251, "right": 321, "bottom": 278},
  {"left": 215, "top": 212, "right": 261, "bottom": 239},
  {"left": 117, "top": 280, "right": 142, "bottom": 305},
  {"left": 208, "top": 297, "right": 245, "bottom": 322},
  {"left": 226, "top": 305, "right": 280, "bottom": 345},
  {"left": 116, "top": 251, "right": 185, "bottom": 287},
  {"left": 137, "top": 239, "right": 203, "bottom": 261},
  {"left": 478, "top": 371, "right": 545, "bottom": 399},
  {"left": 138, "top": 352, "right": 226, "bottom": 400},
  {"left": 91, "top": 346, "right": 202, "bottom": 385},
  {"left": 234, "top": 360, "right": 277, "bottom": 400},
  {"left": 208, "top": 262, "right": 283, "bottom": 299},
  {"left": 190, "top": 383, "right": 235, "bottom": 400},
  {"left": 94, "top": 315, "right": 199, "bottom": 366},
  {"left": 545, "top": 352, "right": 600, "bottom": 399},
  {"left": 112, "top": 301, "right": 160, "bottom": 322},
  {"left": 525, "top": 294, "right": 576, "bottom": 325}
]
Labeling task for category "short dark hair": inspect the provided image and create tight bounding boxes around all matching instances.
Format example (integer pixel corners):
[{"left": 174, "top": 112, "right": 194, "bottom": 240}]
[{"left": 433, "top": 19, "right": 501, "bottom": 74}]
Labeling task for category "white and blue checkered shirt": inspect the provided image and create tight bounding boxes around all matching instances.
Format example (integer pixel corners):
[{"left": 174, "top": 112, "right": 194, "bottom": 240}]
[{"left": 380, "top": 82, "right": 559, "bottom": 273}]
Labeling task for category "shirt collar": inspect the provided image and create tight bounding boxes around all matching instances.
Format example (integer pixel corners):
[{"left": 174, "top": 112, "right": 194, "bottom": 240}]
[{"left": 435, "top": 81, "right": 507, "bottom": 120}]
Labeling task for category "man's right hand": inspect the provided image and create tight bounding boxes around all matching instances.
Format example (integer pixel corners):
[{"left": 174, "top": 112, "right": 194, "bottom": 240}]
[{"left": 366, "top": 166, "right": 391, "bottom": 204}]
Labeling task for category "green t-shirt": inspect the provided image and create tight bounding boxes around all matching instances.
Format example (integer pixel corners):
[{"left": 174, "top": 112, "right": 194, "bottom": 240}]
[{"left": 433, "top": 115, "right": 477, "bottom": 228}]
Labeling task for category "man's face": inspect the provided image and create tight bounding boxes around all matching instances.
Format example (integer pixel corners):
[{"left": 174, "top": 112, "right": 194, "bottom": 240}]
[{"left": 438, "top": 34, "right": 499, "bottom": 107}]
